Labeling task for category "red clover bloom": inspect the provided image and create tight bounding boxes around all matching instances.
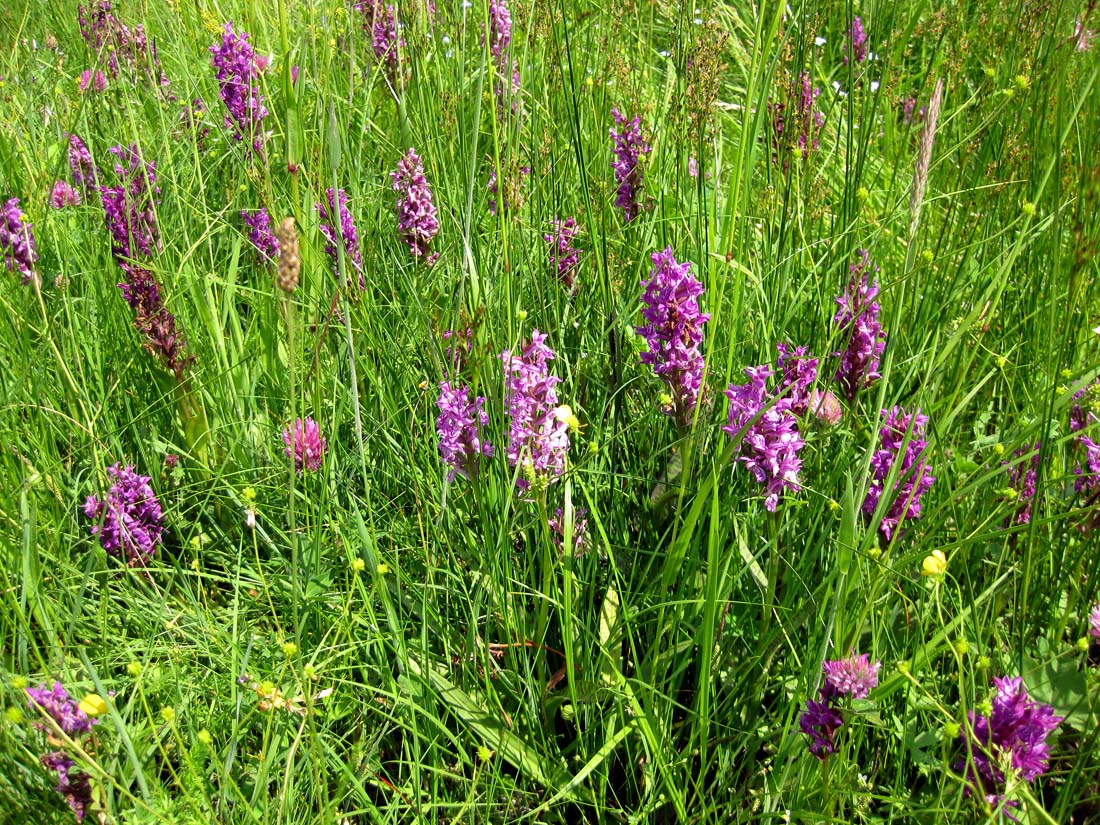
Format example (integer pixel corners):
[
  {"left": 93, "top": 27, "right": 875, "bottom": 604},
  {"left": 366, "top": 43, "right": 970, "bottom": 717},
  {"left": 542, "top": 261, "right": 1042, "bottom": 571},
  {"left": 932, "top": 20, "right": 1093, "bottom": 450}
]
[
  {"left": 637, "top": 247, "right": 710, "bottom": 425},
  {"left": 1, "top": 198, "right": 38, "bottom": 284},
  {"left": 210, "top": 23, "right": 269, "bottom": 156},
  {"left": 502, "top": 330, "right": 572, "bottom": 491},
  {"left": 822, "top": 653, "right": 881, "bottom": 699},
  {"left": 959, "top": 677, "right": 1062, "bottom": 809},
  {"left": 610, "top": 109, "right": 650, "bottom": 222},
  {"left": 724, "top": 363, "right": 806, "bottom": 511},
  {"left": 833, "top": 249, "right": 886, "bottom": 400},
  {"left": 317, "top": 188, "right": 364, "bottom": 287},
  {"left": 544, "top": 216, "right": 580, "bottom": 288},
  {"left": 392, "top": 149, "right": 440, "bottom": 262},
  {"left": 50, "top": 181, "right": 82, "bottom": 209},
  {"left": 83, "top": 463, "right": 165, "bottom": 566},
  {"left": 436, "top": 381, "right": 493, "bottom": 481},
  {"left": 863, "top": 406, "right": 935, "bottom": 540},
  {"left": 283, "top": 417, "right": 326, "bottom": 473}
]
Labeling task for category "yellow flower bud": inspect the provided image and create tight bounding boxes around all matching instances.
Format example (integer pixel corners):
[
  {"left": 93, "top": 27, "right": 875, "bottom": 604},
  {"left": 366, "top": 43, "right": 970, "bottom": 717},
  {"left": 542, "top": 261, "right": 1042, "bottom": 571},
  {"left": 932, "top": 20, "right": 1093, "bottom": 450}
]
[
  {"left": 79, "top": 694, "right": 108, "bottom": 717},
  {"left": 921, "top": 549, "right": 947, "bottom": 577}
]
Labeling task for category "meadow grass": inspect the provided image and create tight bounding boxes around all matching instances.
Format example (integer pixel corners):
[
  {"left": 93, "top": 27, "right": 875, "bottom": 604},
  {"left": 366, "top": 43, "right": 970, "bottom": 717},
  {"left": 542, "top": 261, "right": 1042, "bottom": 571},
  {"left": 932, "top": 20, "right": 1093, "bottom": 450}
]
[{"left": 1, "top": 0, "right": 1099, "bottom": 821}]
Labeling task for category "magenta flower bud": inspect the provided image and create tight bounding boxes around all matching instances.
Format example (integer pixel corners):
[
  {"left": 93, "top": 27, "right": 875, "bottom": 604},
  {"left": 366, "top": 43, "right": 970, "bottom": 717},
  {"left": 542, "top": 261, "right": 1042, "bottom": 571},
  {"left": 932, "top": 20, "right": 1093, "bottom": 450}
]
[
  {"left": 610, "top": 108, "right": 650, "bottom": 221},
  {"left": 50, "top": 180, "right": 82, "bottom": 208}
]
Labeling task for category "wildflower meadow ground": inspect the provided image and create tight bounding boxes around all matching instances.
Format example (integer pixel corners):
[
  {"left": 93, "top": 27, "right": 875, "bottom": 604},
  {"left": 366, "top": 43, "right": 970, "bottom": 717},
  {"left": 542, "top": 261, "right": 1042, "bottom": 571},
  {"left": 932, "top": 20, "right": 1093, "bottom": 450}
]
[{"left": 1, "top": 0, "right": 1099, "bottom": 822}]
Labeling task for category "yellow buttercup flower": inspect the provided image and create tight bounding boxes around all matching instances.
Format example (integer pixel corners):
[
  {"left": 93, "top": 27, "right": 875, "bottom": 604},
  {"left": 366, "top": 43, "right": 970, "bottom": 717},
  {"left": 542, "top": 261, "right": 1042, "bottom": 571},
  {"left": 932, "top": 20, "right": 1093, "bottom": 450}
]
[
  {"left": 922, "top": 550, "right": 947, "bottom": 577},
  {"left": 79, "top": 693, "right": 108, "bottom": 717}
]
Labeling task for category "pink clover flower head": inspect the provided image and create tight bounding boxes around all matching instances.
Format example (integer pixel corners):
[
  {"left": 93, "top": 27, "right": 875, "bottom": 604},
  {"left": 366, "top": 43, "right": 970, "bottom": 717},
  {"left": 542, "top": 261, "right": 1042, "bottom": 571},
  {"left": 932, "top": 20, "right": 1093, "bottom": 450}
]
[
  {"left": 436, "top": 381, "right": 493, "bottom": 481},
  {"left": 637, "top": 247, "right": 710, "bottom": 425},
  {"left": 863, "top": 406, "right": 935, "bottom": 540},
  {"left": 1089, "top": 603, "right": 1100, "bottom": 641},
  {"left": 50, "top": 180, "right": 82, "bottom": 209},
  {"left": 544, "top": 216, "right": 580, "bottom": 288},
  {"left": 317, "top": 187, "right": 364, "bottom": 287},
  {"left": 282, "top": 417, "right": 326, "bottom": 473},
  {"left": 799, "top": 695, "right": 844, "bottom": 759},
  {"left": 833, "top": 249, "right": 885, "bottom": 399},
  {"left": 1, "top": 198, "right": 38, "bottom": 284},
  {"left": 392, "top": 149, "right": 440, "bottom": 261},
  {"left": 501, "top": 330, "right": 572, "bottom": 490},
  {"left": 25, "top": 682, "right": 95, "bottom": 737},
  {"left": 83, "top": 463, "right": 165, "bottom": 566},
  {"left": 809, "top": 388, "right": 843, "bottom": 426},
  {"left": 100, "top": 143, "right": 161, "bottom": 261},
  {"left": 959, "top": 677, "right": 1062, "bottom": 807},
  {"left": 41, "top": 750, "right": 93, "bottom": 821},
  {"left": 846, "top": 16, "right": 868, "bottom": 64},
  {"left": 610, "top": 108, "right": 650, "bottom": 222},
  {"left": 209, "top": 23, "right": 269, "bottom": 155},
  {"left": 241, "top": 208, "right": 279, "bottom": 265},
  {"left": 723, "top": 364, "right": 805, "bottom": 511},
  {"left": 822, "top": 653, "right": 881, "bottom": 699},
  {"left": 78, "top": 68, "right": 107, "bottom": 92}
]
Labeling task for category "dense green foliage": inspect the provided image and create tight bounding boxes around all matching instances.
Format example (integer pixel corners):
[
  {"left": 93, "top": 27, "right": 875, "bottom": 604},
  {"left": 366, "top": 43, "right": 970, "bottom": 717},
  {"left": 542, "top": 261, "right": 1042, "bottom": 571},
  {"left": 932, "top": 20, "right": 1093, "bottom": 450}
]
[{"left": 1, "top": 0, "right": 1099, "bottom": 821}]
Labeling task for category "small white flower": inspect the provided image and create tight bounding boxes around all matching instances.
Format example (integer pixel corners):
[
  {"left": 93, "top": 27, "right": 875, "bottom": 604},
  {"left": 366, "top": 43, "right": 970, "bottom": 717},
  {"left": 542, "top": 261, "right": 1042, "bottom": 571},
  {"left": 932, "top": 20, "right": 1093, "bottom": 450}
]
[
  {"left": 814, "top": 36, "right": 827, "bottom": 46},
  {"left": 870, "top": 81, "right": 880, "bottom": 93}
]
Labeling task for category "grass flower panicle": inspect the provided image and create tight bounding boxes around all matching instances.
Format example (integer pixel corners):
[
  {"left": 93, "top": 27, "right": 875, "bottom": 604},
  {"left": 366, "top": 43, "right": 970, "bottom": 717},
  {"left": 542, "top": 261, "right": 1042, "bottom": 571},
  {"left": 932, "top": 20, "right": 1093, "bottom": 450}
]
[
  {"left": 83, "top": 463, "right": 165, "bottom": 566},
  {"left": 317, "top": 187, "right": 364, "bottom": 286},
  {"left": 637, "top": 247, "right": 710, "bottom": 425},
  {"left": 833, "top": 250, "right": 886, "bottom": 399},
  {"left": 275, "top": 216, "right": 299, "bottom": 292},
  {"left": 724, "top": 364, "right": 805, "bottom": 511},
  {"left": 1, "top": 198, "right": 37, "bottom": 283},
  {"left": 282, "top": 417, "right": 326, "bottom": 473},
  {"left": 959, "top": 676, "right": 1062, "bottom": 808},
  {"left": 392, "top": 149, "right": 440, "bottom": 262},
  {"left": 436, "top": 381, "right": 493, "bottom": 481},
  {"left": 502, "top": 330, "right": 571, "bottom": 490},
  {"left": 210, "top": 23, "right": 269, "bottom": 155},
  {"left": 610, "top": 108, "right": 650, "bottom": 222},
  {"left": 864, "top": 406, "right": 935, "bottom": 540}
]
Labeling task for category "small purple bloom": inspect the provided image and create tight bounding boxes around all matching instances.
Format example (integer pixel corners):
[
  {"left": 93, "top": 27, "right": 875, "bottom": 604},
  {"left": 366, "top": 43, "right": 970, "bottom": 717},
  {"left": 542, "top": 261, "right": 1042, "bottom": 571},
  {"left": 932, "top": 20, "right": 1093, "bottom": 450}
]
[
  {"left": 78, "top": 0, "right": 166, "bottom": 87},
  {"left": 846, "top": 17, "right": 868, "bottom": 64},
  {"left": 822, "top": 653, "right": 881, "bottom": 699},
  {"left": 99, "top": 143, "right": 160, "bottom": 261},
  {"left": 50, "top": 180, "right": 82, "bottom": 209},
  {"left": 483, "top": 0, "right": 512, "bottom": 61},
  {"left": 769, "top": 72, "right": 825, "bottom": 167},
  {"left": 78, "top": 68, "right": 107, "bottom": 92},
  {"left": 115, "top": 263, "right": 194, "bottom": 378},
  {"left": 833, "top": 250, "right": 886, "bottom": 399},
  {"left": 776, "top": 342, "right": 819, "bottom": 414},
  {"left": 356, "top": 0, "right": 405, "bottom": 76},
  {"left": 41, "top": 751, "right": 93, "bottom": 821},
  {"left": 610, "top": 108, "right": 650, "bottom": 222},
  {"left": 799, "top": 696, "right": 845, "bottom": 759},
  {"left": 502, "top": 330, "right": 572, "bottom": 490},
  {"left": 544, "top": 216, "right": 580, "bottom": 288},
  {"left": 724, "top": 364, "right": 805, "bottom": 511},
  {"left": 392, "top": 149, "right": 440, "bottom": 262},
  {"left": 83, "top": 463, "right": 165, "bottom": 566},
  {"left": 863, "top": 406, "right": 935, "bottom": 540},
  {"left": 548, "top": 507, "right": 589, "bottom": 556},
  {"left": 1003, "top": 443, "right": 1040, "bottom": 525},
  {"left": 959, "top": 677, "right": 1062, "bottom": 807},
  {"left": 68, "top": 135, "right": 97, "bottom": 191},
  {"left": 317, "top": 187, "right": 364, "bottom": 287},
  {"left": 25, "top": 682, "right": 95, "bottom": 737},
  {"left": 436, "top": 381, "right": 493, "bottom": 481},
  {"left": 1, "top": 198, "right": 38, "bottom": 284},
  {"left": 636, "top": 247, "right": 710, "bottom": 425},
  {"left": 283, "top": 417, "right": 326, "bottom": 473},
  {"left": 1090, "top": 604, "right": 1100, "bottom": 641},
  {"left": 241, "top": 208, "right": 279, "bottom": 264},
  {"left": 209, "top": 23, "right": 269, "bottom": 155}
]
